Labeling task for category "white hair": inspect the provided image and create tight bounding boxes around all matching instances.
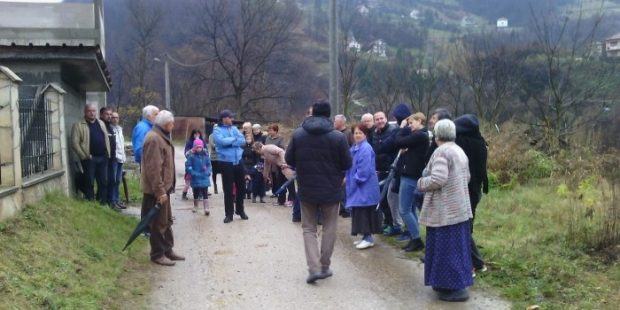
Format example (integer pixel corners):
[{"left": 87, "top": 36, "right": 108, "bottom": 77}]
[
  {"left": 434, "top": 119, "right": 456, "bottom": 142},
  {"left": 155, "top": 110, "right": 174, "bottom": 126},
  {"left": 334, "top": 114, "right": 346, "bottom": 122},
  {"left": 360, "top": 113, "right": 373, "bottom": 121},
  {"left": 142, "top": 105, "right": 159, "bottom": 119}
]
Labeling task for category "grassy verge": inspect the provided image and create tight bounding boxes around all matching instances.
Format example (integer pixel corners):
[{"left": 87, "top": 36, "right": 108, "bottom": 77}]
[
  {"left": 0, "top": 192, "right": 150, "bottom": 309},
  {"left": 385, "top": 181, "right": 619, "bottom": 309}
]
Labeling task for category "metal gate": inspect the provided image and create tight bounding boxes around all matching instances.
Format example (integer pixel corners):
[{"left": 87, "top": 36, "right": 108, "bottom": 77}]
[{"left": 18, "top": 85, "right": 54, "bottom": 178}]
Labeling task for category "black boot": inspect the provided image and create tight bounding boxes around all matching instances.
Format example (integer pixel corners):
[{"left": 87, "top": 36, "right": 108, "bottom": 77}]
[
  {"left": 182, "top": 192, "right": 188, "bottom": 200},
  {"left": 403, "top": 238, "right": 425, "bottom": 252},
  {"left": 252, "top": 195, "right": 257, "bottom": 203}
]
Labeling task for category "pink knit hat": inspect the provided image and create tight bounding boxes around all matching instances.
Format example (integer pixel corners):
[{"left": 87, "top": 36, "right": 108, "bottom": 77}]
[{"left": 193, "top": 139, "right": 204, "bottom": 148}]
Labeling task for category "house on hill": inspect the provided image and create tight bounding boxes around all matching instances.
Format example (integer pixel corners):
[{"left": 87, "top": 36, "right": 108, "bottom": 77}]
[
  {"left": 369, "top": 39, "right": 387, "bottom": 58},
  {"left": 604, "top": 33, "right": 620, "bottom": 58},
  {"left": 497, "top": 17, "right": 508, "bottom": 28},
  {"left": 0, "top": 0, "right": 111, "bottom": 221}
]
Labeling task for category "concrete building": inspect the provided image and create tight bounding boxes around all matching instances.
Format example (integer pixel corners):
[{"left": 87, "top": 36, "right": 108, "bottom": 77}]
[
  {"left": 497, "top": 17, "right": 508, "bottom": 28},
  {"left": 604, "top": 33, "right": 620, "bottom": 58},
  {"left": 0, "top": 0, "right": 111, "bottom": 221}
]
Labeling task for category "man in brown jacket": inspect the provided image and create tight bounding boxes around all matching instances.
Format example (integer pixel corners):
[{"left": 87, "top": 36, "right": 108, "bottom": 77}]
[{"left": 141, "top": 110, "right": 185, "bottom": 266}]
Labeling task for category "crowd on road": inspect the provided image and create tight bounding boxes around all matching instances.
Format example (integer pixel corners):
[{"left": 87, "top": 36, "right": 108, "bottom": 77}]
[{"left": 69, "top": 98, "right": 489, "bottom": 303}]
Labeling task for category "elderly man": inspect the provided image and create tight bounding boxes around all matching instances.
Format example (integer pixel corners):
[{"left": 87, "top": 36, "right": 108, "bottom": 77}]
[
  {"left": 141, "top": 110, "right": 184, "bottom": 266},
  {"left": 213, "top": 109, "right": 249, "bottom": 223},
  {"left": 334, "top": 114, "right": 353, "bottom": 146},
  {"left": 100, "top": 107, "right": 119, "bottom": 210},
  {"left": 132, "top": 105, "right": 159, "bottom": 165},
  {"left": 286, "top": 100, "right": 352, "bottom": 284},
  {"left": 71, "top": 103, "right": 110, "bottom": 203}
]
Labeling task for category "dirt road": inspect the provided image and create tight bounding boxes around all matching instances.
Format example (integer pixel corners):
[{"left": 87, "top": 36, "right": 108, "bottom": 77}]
[{"left": 146, "top": 146, "right": 510, "bottom": 309}]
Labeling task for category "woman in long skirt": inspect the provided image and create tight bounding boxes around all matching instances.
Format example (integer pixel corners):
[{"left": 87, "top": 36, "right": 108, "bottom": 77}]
[
  {"left": 417, "top": 119, "right": 473, "bottom": 302},
  {"left": 346, "top": 124, "right": 381, "bottom": 249}
]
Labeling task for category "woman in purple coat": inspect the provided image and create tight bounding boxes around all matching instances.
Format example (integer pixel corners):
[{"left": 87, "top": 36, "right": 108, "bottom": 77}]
[{"left": 346, "top": 124, "right": 381, "bottom": 249}]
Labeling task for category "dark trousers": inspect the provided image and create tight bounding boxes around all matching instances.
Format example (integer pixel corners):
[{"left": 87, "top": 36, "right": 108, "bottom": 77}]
[
  {"left": 82, "top": 155, "right": 108, "bottom": 203},
  {"left": 106, "top": 158, "right": 118, "bottom": 204},
  {"left": 142, "top": 193, "right": 174, "bottom": 260},
  {"left": 378, "top": 172, "right": 393, "bottom": 226},
  {"left": 211, "top": 160, "right": 221, "bottom": 192},
  {"left": 469, "top": 186, "right": 485, "bottom": 269},
  {"left": 250, "top": 168, "right": 265, "bottom": 197},
  {"left": 221, "top": 162, "right": 246, "bottom": 217},
  {"left": 111, "top": 162, "right": 124, "bottom": 204}
]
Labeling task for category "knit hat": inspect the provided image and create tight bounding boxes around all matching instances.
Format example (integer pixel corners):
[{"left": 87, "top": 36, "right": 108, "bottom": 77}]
[
  {"left": 312, "top": 100, "right": 331, "bottom": 118},
  {"left": 252, "top": 124, "right": 261, "bottom": 130},
  {"left": 193, "top": 139, "right": 204, "bottom": 148},
  {"left": 392, "top": 103, "right": 412, "bottom": 123}
]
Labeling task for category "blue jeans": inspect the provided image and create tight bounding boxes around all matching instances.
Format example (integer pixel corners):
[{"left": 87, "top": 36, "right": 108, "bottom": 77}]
[
  {"left": 111, "top": 162, "right": 123, "bottom": 204},
  {"left": 292, "top": 197, "right": 301, "bottom": 219},
  {"left": 399, "top": 176, "right": 422, "bottom": 239}
]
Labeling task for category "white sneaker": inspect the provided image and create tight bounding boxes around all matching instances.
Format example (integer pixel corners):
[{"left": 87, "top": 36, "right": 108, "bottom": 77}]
[
  {"left": 353, "top": 240, "right": 362, "bottom": 245},
  {"left": 356, "top": 240, "right": 375, "bottom": 249}
]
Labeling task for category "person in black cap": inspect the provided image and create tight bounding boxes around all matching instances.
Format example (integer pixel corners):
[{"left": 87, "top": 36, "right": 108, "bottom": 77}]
[
  {"left": 286, "top": 99, "right": 352, "bottom": 284},
  {"left": 212, "top": 109, "right": 249, "bottom": 223}
]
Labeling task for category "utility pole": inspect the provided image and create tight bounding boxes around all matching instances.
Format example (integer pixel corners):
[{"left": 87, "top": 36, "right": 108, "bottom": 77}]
[
  {"left": 163, "top": 54, "right": 171, "bottom": 111},
  {"left": 329, "top": 0, "right": 339, "bottom": 114}
]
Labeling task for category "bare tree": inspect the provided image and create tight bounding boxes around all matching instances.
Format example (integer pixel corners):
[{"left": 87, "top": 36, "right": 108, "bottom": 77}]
[
  {"left": 126, "top": 0, "right": 163, "bottom": 107},
  {"left": 525, "top": 3, "right": 613, "bottom": 151},
  {"left": 194, "top": 0, "right": 300, "bottom": 118},
  {"left": 400, "top": 49, "right": 445, "bottom": 117},
  {"left": 360, "top": 60, "right": 402, "bottom": 114}
]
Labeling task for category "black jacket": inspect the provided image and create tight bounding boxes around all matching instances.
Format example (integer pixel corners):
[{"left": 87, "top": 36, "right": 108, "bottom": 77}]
[
  {"left": 395, "top": 127, "right": 429, "bottom": 179},
  {"left": 455, "top": 114, "right": 489, "bottom": 194},
  {"left": 371, "top": 123, "right": 399, "bottom": 173},
  {"left": 241, "top": 142, "right": 258, "bottom": 172},
  {"left": 286, "top": 116, "right": 352, "bottom": 204}
]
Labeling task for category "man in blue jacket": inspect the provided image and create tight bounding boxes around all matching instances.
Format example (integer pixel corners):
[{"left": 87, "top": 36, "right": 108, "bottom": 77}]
[
  {"left": 286, "top": 100, "right": 352, "bottom": 284},
  {"left": 213, "top": 109, "right": 249, "bottom": 223},
  {"left": 131, "top": 105, "right": 159, "bottom": 165}
]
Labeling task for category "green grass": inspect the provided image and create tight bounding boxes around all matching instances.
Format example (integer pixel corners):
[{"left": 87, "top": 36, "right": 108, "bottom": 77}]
[
  {"left": 385, "top": 181, "right": 619, "bottom": 309},
  {"left": 0, "top": 193, "right": 150, "bottom": 309}
]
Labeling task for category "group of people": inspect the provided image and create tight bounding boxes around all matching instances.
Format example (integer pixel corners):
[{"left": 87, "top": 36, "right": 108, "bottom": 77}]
[
  {"left": 284, "top": 101, "right": 489, "bottom": 303},
  {"left": 72, "top": 98, "right": 488, "bottom": 302},
  {"left": 70, "top": 104, "right": 128, "bottom": 210}
]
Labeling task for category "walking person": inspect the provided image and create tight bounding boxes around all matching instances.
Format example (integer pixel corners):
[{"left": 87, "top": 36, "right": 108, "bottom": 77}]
[
  {"left": 110, "top": 111, "right": 127, "bottom": 209},
  {"left": 285, "top": 100, "right": 352, "bottom": 284},
  {"left": 185, "top": 139, "right": 212, "bottom": 216},
  {"left": 182, "top": 129, "right": 206, "bottom": 200},
  {"left": 395, "top": 112, "right": 429, "bottom": 252},
  {"left": 213, "top": 109, "right": 249, "bottom": 223},
  {"left": 346, "top": 124, "right": 382, "bottom": 249},
  {"left": 417, "top": 119, "right": 473, "bottom": 302},
  {"left": 70, "top": 103, "right": 110, "bottom": 204},
  {"left": 141, "top": 110, "right": 185, "bottom": 266}
]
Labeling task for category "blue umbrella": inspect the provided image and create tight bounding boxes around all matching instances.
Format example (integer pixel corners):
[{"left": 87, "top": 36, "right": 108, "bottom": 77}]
[
  {"left": 274, "top": 176, "right": 296, "bottom": 196},
  {"left": 122, "top": 203, "right": 161, "bottom": 251}
]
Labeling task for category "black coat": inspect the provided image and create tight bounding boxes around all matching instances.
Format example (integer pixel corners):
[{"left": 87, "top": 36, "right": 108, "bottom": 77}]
[
  {"left": 286, "top": 116, "right": 352, "bottom": 204},
  {"left": 371, "top": 123, "right": 399, "bottom": 173},
  {"left": 395, "top": 127, "right": 429, "bottom": 179},
  {"left": 454, "top": 114, "right": 489, "bottom": 194}
]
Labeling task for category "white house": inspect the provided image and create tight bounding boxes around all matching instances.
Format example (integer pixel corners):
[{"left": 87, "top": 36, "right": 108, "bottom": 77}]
[
  {"left": 409, "top": 9, "right": 420, "bottom": 20},
  {"left": 497, "top": 17, "right": 508, "bottom": 28},
  {"left": 358, "top": 5, "right": 369, "bottom": 16},
  {"left": 347, "top": 35, "right": 362, "bottom": 52},
  {"left": 604, "top": 33, "right": 620, "bottom": 58},
  {"left": 369, "top": 39, "right": 387, "bottom": 58}
]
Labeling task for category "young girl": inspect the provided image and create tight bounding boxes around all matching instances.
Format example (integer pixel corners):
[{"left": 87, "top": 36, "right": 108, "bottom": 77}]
[
  {"left": 185, "top": 139, "right": 212, "bottom": 215},
  {"left": 346, "top": 124, "right": 381, "bottom": 249}
]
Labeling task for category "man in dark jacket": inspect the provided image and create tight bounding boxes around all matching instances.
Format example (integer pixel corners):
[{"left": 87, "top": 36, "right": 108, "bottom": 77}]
[
  {"left": 425, "top": 108, "right": 452, "bottom": 164},
  {"left": 455, "top": 114, "right": 489, "bottom": 274},
  {"left": 286, "top": 100, "right": 352, "bottom": 284},
  {"left": 370, "top": 111, "right": 400, "bottom": 234},
  {"left": 100, "top": 107, "right": 120, "bottom": 210}
]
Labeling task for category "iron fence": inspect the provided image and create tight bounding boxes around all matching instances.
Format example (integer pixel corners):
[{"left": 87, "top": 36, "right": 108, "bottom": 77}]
[{"left": 18, "top": 94, "right": 54, "bottom": 179}]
